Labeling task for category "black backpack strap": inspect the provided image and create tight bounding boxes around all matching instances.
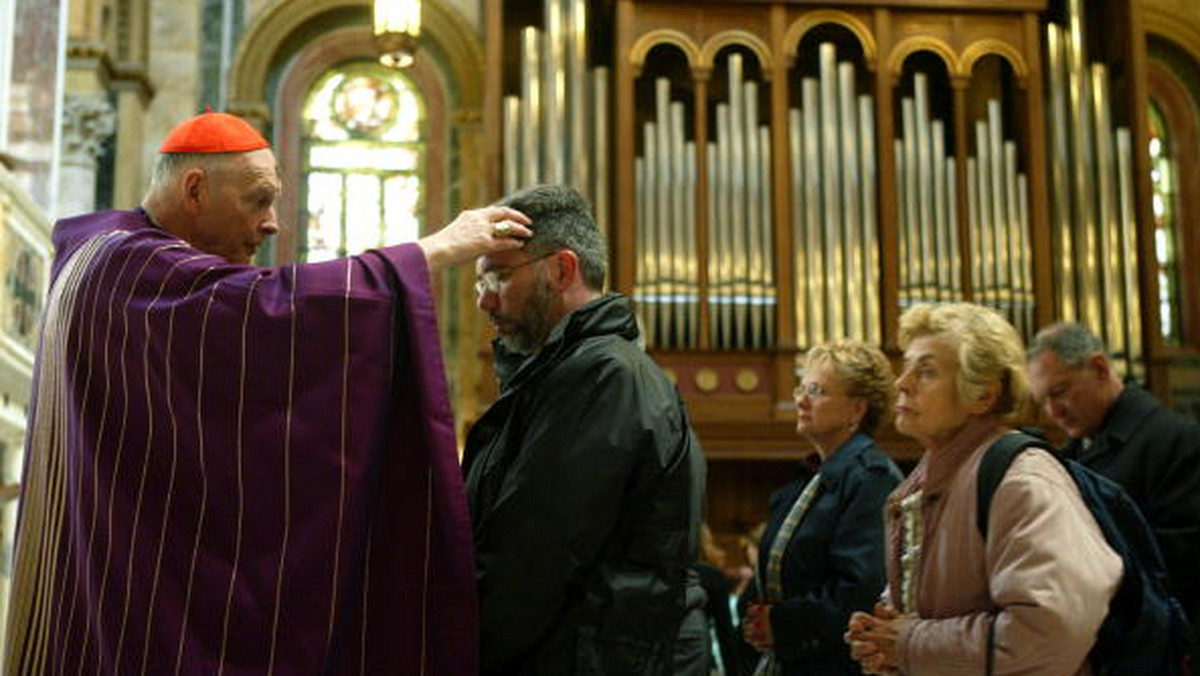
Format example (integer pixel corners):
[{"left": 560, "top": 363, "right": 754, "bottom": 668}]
[{"left": 976, "top": 432, "right": 1051, "bottom": 539}]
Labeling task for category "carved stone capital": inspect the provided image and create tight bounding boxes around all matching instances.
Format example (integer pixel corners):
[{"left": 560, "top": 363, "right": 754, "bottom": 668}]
[{"left": 60, "top": 93, "right": 116, "bottom": 165}]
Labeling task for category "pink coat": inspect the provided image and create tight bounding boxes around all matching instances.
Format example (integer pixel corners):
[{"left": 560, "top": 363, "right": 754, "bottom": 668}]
[{"left": 885, "top": 417, "right": 1122, "bottom": 676}]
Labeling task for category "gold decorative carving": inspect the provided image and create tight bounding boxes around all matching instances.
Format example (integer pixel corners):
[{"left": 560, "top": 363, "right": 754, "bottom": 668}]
[
  {"left": 960, "top": 39, "right": 1030, "bottom": 83},
  {"left": 630, "top": 29, "right": 702, "bottom": 77},
  {"left": 699, "top": 30, "right": 774, "bottom": 81},
  {"left": 663, "top": 368, "right": 679, "bottom": 386},
  {"left": 695, "top": 368, "right": 720, "bottom": 393},
  {"left": 888, "top": 36, "right": 958, "bottom": 79},
  {"left": 735, "top": 369, "right": 759, "bottom": 393},
  {"left": 783, "top": 10, "right": 877, "bottom": 71}
]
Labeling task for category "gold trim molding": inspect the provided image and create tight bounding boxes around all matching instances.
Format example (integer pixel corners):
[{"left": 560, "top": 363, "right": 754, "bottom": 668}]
[
  {"left": 960, "top": 39, "right": 1030, "bottom": 84},
  {"left": 783, "top": 10, "right": 877, "bottom": 71},
  {"left": 700, "top": 30, "right": 774, "bottom": 80},
  {"left": 630, "top": 29, "right": 702, "bottom": 77},
  {"left": 888, "top": 36, "right": 958, "bottom": 78}
]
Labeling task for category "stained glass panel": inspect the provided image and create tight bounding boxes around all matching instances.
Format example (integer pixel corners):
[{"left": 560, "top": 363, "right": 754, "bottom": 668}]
[
  {"left": 306, "top": 172, "right": 343, "bottom": 261},
  {"left": 345, "top": 173, "right": 383, "bottom": 255},
  {"left": 1149, "top": 104, "right": 1182, "bottom": 344},
  {"left": 333, "top": 76, "right": 396, "bottom": 136},
  {"left": 384, "top": 174, "right": 421, "bottom": 244},
  {"left": 309, "top": 144, "right": 419, "bottom": 172},
  {"left": 301, "top": 60, "right": 425, "bottom": 260}
]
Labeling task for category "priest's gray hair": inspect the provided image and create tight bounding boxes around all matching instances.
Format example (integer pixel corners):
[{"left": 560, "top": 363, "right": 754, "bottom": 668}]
[
  {"left": 497, "top": 185, "right": 608, "bottom": 291},
  {"left": 1027, "top": 322, "right": 1107, "bottom": 368},
  {"left": 147, "top": 152, "right": 223, "bottom": 191}
]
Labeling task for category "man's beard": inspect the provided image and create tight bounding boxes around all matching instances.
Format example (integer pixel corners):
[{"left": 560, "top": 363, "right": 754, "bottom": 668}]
[{"left": 495, "top": 276, "right": 557, "bottom": 355}]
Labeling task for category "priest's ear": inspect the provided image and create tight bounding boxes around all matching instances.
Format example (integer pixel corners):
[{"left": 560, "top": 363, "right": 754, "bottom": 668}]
[{"left": 178, "top": 166, "right": 209, "bottom": 215}]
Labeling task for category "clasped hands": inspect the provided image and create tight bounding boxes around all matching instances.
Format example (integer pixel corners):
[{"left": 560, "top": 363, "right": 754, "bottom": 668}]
[
  {"left": 844, "top": 603, "right": 911, "bottom": 676},
  {"left": 742, "top": 602, "right": 774, "bottom": 650}
]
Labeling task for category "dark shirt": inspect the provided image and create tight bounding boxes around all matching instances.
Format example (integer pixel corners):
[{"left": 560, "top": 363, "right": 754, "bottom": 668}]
[{"left": 1064, "top": 386, "right": 1200, "bottom": 633}]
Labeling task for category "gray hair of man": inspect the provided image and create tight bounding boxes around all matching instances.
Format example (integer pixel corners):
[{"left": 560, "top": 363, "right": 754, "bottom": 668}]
[
  {"left": 146, "top": 152, "right": 229, "bottom": 192},
  {"left": 496, "top": 185, "right": 608, "bottom": 291},
  {"left": 1026, "top": 322, "right": 1108, "bottom": 368}
]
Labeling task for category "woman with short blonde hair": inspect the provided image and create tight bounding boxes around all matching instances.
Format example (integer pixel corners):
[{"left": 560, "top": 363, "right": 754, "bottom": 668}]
[
  {"left": 847, "top": 303, "right": 1121, "bottom": 676},
  {"left": 745, "top": 340, "right": 902, "bottom": 675},
  {"left": 897, "top": 302, "right": 1028, "bottom": 417}
]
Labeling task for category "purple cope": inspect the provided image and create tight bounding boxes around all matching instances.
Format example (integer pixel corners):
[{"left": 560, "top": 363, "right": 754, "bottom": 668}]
[{"left": 4, "top": 209, "right": 477, "bottom": 675}]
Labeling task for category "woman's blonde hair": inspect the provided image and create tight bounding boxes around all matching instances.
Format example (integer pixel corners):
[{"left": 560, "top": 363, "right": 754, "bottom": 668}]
[
  {"left": 803, "top": 340, "right": 896, "bottom": 435},
  {"left": 898, "top": 303, "right": 1028, "bottom": 416}
]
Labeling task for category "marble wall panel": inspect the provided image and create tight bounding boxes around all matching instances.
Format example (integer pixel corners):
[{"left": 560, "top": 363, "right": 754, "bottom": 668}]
[
  {"left": 5, "top": 0, "right": 63, "bottom": 215},
  {"left": 143, "top": 0, "right": 200, "bottom": 175}
]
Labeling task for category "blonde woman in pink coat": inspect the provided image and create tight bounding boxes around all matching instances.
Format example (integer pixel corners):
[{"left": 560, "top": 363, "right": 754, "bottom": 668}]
[{"left": 846, "top": 303, "right": 1121, "bottom": 676}]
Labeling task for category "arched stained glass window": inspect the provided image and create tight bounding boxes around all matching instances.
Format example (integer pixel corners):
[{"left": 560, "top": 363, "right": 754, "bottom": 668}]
[
  {"left": 301, "top": 61, "right": 425, "bottom": 262},
  {"left": 1149, "top": 102, "right": 1183, "bottom": 345}
]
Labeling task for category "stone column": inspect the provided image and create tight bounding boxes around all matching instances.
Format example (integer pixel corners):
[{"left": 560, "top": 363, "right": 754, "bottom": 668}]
[
  {"left": 111, "top": 68, "right": 155, "bottom": 209},
  {"left": 57, "top": 92, "right": 115, "bottom": 217}
]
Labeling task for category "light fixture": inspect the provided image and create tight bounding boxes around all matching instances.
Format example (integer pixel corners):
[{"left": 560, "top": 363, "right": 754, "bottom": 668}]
[{"left": 374, "top": 0, "right": 421, "bottom": 69}]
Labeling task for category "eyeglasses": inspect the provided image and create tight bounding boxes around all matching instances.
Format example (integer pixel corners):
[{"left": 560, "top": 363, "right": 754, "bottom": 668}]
[
  {"left": 474, "top": 252, "right": 558, "bottom": 296},
  {"left": 793, "top": 381, "right": 840, "bottom": 400}
]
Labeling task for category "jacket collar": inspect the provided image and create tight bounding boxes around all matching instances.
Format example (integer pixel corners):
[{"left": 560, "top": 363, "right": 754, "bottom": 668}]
[
  {"left": 1084, "top": 385, "right": 1157, "bottom": 448},
  {"left": 814, "top": 433, "right": 874, "bottom": 491},
  {"left": 492, "top": 293, "right": 638, "bottom": 391}
]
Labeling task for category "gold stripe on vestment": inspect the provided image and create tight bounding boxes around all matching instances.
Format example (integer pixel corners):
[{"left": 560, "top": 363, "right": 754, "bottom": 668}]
[
  {"left": 31, "top": 234, "right": 124, "bottom": 674},
  {"left": 218, "top": 273, "right": 266, "bottom": 675},
  {"left": 91, "top": 245, "right": 183, "bottom": 673},
  {"left": 267, "top": 264, "right": 299, "bottom": 676},
  {"left": 174, "top": 280, "right": 225, "bottom": 676},
  {"left": 73, "top": 241, "right": 142, "bottom": 675},
  {"left": 55, "top": 233, "right": 131, "bottom": 671},
  {"left": 140, "top": 260, "right": 217, "bottom": 676},
  {"left": 111, "top": 245, "right": 189, "bottom": 671},
  {"left": 325, "top": 259, "right": 353, "bottom": 657},
  {"left": 4, "top": 231, "right": 125, "bottom": 675}
]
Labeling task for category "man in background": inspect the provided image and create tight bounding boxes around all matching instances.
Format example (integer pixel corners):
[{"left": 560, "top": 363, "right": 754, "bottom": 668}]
[
  {"left": 1027, "top": 322, "right": 1200, "bottom": 650},
  {"left": 5, "top": 110, "right": 531, "bottom": 674},
  {"left": 463, "top": 185, "right": 708, "bottom": 674}
]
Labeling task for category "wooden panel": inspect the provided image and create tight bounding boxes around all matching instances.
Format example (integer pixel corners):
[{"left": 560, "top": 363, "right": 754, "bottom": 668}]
[{"left": 485, "top": 0, "right": 1177, "bottom": 464}]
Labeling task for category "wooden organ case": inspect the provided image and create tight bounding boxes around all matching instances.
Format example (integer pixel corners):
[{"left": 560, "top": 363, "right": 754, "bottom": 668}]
[{"left": 484, "top": 0, "right": 1160, "bottom": 544}]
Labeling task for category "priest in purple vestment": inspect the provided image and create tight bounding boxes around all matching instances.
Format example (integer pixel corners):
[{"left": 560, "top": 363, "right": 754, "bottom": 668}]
[{"left": 3, "top": 111, "right": 531, "bottom": 675}]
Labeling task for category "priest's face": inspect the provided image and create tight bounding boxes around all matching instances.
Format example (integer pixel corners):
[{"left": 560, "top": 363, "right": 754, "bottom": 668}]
[
  {"left": 195, "top": 148, "right": 282, "bottom": 264},
  {"left": 475, "top": 250, "right": 559, "bottom": 354}
]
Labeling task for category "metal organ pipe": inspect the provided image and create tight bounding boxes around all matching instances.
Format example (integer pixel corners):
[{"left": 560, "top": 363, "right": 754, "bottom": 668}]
[
  {"left": 1045, "top": 1, "right": 1143, "bottom": 377},
  {"left": 896, "top": 75, "right": 959, "bottom": 310},
  {"left": 961, "top": 98, "right": 1032, "bottom": 337},
  {"left": 802, "top": 78, "right": 825, "bottom": 346},
  {"left": 502, "top": 0, "right": 611, "bottom": 249},
  {"left": 787, "top": 44, "right": 877, "bottom": 349}
]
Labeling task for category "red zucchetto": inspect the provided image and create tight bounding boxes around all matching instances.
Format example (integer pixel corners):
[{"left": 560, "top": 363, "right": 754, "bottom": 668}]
[{"left": 159, "top": 110, "right": 271, "bottom": 153}]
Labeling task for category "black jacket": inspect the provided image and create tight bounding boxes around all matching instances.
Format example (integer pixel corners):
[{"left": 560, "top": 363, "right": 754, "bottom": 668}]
[
  {"left": 463, "top": 294, "right": 708, "bottom": 675},
  {"left": 695, "top": 562, "right": 741, "bottom": 675},
  {"left": 1063, "top": 386, "right": 1200, "bottom": 631},
  {"left": 755, "top": 434, "right": 901, "bottom": 675}
]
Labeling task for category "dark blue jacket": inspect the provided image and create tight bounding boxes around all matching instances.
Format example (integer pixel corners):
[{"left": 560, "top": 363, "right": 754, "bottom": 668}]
[{"left": 756, "top": 434, "right": 901, "bottom": 675}]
